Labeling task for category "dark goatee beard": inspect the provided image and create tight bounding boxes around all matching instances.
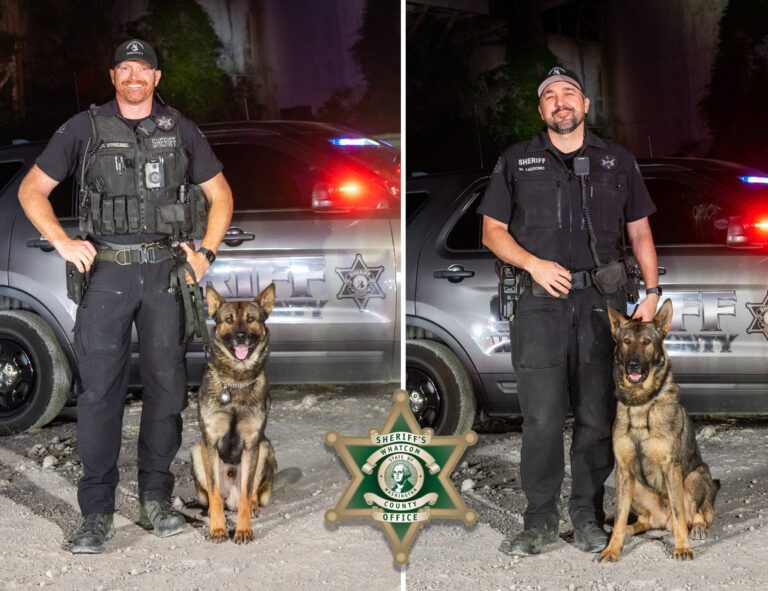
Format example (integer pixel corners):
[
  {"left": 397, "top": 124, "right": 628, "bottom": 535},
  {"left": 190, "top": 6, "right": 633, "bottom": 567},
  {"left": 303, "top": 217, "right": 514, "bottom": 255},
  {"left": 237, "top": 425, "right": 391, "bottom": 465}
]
[{"left": 546, "top": 111, "right": 584, "bottom": 135}]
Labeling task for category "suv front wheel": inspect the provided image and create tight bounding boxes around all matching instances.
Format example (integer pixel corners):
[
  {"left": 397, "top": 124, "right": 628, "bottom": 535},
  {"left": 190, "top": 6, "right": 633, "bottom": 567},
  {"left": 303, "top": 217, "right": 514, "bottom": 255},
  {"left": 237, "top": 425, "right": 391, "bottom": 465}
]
[
  {"left": 0, "top": 311, "right": 71, "bottom": 435},
  {"left": 406, "top": 339, "right": 476, "bottom": 435}
]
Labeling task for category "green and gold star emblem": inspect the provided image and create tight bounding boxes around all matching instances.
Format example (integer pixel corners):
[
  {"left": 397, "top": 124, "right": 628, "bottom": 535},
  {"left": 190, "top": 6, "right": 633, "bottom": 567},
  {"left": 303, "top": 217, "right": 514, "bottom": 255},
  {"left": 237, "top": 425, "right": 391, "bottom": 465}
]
[{"left": 325, "top": 389, "right": 477, "bottom": 565}]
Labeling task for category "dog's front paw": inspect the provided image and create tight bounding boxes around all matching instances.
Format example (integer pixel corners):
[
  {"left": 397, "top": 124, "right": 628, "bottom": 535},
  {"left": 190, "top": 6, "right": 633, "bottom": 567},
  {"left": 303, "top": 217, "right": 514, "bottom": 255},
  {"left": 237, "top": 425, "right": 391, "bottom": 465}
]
[
  {"left": 689, "top": 524, "right": 708, "bottom": 540},
  {"left": 233, "top": 528, "right": 254, "bottom": 544},
  {"left": 598, "top": 546, "right": 621, "bottom": 563},
  {"left": 673, "top": 545, "right": 694, "bottom": 560},
  {"left": 209, "top": 527, "right": 228, "bottom": 543}
]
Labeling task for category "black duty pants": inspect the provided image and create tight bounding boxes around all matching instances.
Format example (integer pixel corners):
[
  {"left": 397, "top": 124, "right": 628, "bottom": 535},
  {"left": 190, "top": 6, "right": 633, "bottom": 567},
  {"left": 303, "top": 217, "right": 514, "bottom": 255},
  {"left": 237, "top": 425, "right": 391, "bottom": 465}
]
[
  {"left": 73, "top": 258, "right": 187, "bottom": 515},
  {"left": 511, "top": 286, "right": 623, "bottom": 529}
]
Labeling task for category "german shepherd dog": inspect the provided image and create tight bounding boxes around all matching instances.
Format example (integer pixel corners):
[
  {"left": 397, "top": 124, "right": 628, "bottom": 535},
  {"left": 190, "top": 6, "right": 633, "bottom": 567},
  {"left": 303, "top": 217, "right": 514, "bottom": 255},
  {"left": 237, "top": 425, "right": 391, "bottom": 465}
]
[
  {"left": 600, "top": 299, "right": 719, "bottom": 562},
  {"left": 191, "top": 283, "right": 278, "bottom": 543}
]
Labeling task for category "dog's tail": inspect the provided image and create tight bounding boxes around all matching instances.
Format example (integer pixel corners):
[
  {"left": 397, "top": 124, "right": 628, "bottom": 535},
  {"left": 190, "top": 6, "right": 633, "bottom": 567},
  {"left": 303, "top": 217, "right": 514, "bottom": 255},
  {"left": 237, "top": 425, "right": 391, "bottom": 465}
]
[{"left": 273, "top": 467, "right": 303, "bottom": 493}]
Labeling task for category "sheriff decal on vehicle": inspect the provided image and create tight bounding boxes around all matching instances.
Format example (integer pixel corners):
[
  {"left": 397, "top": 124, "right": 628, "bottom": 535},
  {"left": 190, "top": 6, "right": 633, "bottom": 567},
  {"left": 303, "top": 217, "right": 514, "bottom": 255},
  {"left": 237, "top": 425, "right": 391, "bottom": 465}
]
[
  {"left": 335, "top": 253, "right": 385, "bottom": 311},
  {"left": 746, "top": 291, "right": 768, "bottom": 341}
]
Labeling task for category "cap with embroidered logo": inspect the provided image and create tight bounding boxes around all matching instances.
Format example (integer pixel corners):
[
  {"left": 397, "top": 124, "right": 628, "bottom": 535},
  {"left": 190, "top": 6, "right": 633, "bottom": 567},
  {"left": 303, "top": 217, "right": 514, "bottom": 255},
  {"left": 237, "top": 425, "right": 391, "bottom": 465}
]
[
  {"left": 113, "top": 39, "right": 158, "bottom": 69},
  {"left": 537, "top": 66, "right": 583, "bottom": 97}
]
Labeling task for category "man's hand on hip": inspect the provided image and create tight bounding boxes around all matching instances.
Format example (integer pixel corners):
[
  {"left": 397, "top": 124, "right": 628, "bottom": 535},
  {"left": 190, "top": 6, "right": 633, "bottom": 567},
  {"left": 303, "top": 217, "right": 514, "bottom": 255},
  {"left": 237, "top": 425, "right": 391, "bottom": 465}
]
[
  {"left": 53, "top": 237, "right": 97, "bottom": 273},
  {"left": 527, "top": 258, "right": 572, "bottom": 297},
  {"left": 179, "top": 242, "right": 209, "bottom": 284}
]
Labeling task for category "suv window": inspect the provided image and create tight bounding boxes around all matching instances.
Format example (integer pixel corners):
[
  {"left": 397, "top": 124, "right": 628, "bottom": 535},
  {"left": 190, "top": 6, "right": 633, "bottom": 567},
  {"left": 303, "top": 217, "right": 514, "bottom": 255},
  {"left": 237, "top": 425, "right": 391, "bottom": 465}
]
[
  {"left": 644, "top": 178, "right": 727, "bottom": 246},
  {"left": 0, "top": 161, "right": 23, "bottom": 193},
  {"left": 406, "top": 191, "right": 429, "bottom": 223},
  {"left": 446, "top": 188, "right": 486, "bottom": 251},
  {"left": 213, "top": 143, "right": 320, "bottom": 210}
]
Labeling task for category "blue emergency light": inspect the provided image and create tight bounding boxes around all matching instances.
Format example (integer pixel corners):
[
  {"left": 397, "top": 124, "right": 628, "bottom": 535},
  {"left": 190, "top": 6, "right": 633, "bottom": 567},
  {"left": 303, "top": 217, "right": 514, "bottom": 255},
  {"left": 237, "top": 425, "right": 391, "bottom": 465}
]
[
  {"left": 329, "top": 137, "right": 380, "bottom": 147},
  {"left": 739, "top": 176, "right": 768, "bottom": 184}
]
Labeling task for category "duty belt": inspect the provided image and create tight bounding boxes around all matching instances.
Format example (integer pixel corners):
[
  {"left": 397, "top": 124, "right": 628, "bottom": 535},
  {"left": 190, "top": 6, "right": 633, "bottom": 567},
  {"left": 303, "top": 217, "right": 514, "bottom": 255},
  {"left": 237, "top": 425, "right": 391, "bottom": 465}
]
[
  {"left": 523, "top": 270, "right": 595, "bottom": 290},
  {"left": 94, "top": 239, "right": 174, "bottom": 265}
]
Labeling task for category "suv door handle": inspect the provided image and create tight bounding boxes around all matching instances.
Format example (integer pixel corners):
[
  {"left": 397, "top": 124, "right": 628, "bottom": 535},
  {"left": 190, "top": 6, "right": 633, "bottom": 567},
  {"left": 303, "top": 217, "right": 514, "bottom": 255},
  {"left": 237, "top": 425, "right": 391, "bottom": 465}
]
[
  {"left": 433, "top": 265, "right": 475, "bottom": 283},
  {"left": 223, "top": 227, "right": 256, "bottom": 247},
  {"left": 658, "top": 266, "right": 667, "bottom": 275},
  {"left": 26, "top": 238, "right": 56, "bottom": 252}
]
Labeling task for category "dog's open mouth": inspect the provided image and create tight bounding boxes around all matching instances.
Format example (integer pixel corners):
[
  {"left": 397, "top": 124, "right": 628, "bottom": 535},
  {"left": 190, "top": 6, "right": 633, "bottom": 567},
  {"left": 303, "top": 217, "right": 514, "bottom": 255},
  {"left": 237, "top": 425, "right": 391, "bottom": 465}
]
[
  {"left": 231, "top": 344, "right": 252, "bottom": 361},
  {"left": 626, "top": 371, "right": 647, "bottom": 384}
]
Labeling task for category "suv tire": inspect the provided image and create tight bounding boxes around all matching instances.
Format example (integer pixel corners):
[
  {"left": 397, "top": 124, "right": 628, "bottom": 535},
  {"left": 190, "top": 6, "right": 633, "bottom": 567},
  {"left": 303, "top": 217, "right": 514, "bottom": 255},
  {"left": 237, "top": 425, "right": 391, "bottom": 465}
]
[
  {"left": 0, "top": 311, "right": 71, "bottom": 435},
  {"left": 406, "top": 339, "right": 476, "bottom": 435}
]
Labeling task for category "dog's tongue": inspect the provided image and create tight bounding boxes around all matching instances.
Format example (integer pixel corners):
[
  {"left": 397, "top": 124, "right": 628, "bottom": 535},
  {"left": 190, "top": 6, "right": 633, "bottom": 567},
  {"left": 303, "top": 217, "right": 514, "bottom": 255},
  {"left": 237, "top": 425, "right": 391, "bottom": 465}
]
[
  {"left": 629, "top": 372, "right": 643, "bottom": 383},
  {"left": 235, "top": 345, "right": 249, "bottom": 360}
]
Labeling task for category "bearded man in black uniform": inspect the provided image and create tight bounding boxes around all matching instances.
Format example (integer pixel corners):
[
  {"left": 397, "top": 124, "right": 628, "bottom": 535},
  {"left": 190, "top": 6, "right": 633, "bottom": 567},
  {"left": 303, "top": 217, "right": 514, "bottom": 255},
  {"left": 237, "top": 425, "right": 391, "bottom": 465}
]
[
  {"left": 478, "top": 67, "right": 661, "bottom": 556},
  {"left": 18, "top": 40, "right": 234, "bottom": 553}
]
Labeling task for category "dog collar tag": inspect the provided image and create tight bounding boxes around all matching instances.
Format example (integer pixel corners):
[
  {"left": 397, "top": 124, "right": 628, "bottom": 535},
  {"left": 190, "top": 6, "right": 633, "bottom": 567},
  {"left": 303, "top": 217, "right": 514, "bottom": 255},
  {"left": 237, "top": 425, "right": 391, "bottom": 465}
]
[{"left": 219, "top": 390, "right": 231, "bottom": 404}]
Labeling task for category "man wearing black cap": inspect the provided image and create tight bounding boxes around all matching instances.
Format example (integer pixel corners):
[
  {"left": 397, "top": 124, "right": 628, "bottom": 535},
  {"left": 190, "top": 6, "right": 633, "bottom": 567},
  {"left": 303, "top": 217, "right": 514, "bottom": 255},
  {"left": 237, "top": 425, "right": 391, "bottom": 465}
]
[
  {"left": 478, "top": 66, "right": 660, "bottom": 556},
  {"left": 18, "top": 39, "right": 234, "bottom": 553}
]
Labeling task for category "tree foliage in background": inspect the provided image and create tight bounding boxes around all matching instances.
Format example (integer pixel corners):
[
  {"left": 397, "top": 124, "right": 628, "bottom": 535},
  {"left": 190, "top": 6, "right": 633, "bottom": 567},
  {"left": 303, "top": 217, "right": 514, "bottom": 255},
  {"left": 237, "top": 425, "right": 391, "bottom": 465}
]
[
  {"left": 8, "top": 0, "right": 118, "bottom": 143},
  {"left": 127, "top": 0, "right": 234, "bottom": 122},
  {"left": 0, "top": 1, "right": 19, "bottom": 138},
  {"left": 483, "top": 1, "right": 559, "bottom": 154},
  {"left": 406, "top": 13, "right": 480, "bottom": 173},
  {"left": 702, "top": 0, "right": 768, "bottom": 171},
  {"left": 318, "top": 0, "right": 400, "bottom": 134},
  {"left": 350, "top": 0, "right": 400, "bottom": 133},
  {"left": 407, "top": 0, "right": 558, "bottom": 174}
]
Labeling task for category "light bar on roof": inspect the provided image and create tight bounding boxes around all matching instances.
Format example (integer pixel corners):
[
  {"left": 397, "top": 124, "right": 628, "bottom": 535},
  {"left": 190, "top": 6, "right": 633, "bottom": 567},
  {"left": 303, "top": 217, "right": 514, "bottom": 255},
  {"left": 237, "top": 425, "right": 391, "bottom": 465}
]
[
  {"left": 739, "top": 176, "right": 768, "bottom": 184},
  {"left": 329, "top": 137, "right": 381, "bottom": 147}
]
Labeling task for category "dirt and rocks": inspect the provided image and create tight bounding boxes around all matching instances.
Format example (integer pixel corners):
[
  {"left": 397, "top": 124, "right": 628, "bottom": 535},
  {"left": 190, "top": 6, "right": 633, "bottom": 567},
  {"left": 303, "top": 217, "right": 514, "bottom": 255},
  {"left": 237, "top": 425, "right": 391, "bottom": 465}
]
[{"left": 0, "top": 386, "right": 766, "bottom": 591}]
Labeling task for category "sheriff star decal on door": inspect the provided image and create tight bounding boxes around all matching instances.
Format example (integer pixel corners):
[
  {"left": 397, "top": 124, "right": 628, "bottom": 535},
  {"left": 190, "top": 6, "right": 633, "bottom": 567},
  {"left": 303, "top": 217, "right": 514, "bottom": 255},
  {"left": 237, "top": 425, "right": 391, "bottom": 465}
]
[{"left": 335, "top": 254, "right": 385, "bottom": 311}]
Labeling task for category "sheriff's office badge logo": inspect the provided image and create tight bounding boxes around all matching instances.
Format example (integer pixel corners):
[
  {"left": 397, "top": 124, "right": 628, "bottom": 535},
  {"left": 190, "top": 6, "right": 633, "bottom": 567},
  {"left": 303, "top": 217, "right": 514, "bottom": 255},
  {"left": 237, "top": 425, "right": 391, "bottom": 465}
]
[
  {"left": 127, "top": 41, "right": 144, "bottom": 52},
  {"left": 601, "top": 154, "right": 617, "bottom": 169},
  {"left": 155, "top": 115, "right": 175, "bottom": 131},
  {"left": 335, "top": 253, "right": 385, "bottom": 311},
  {"left": 746, "top": 291, "right": 768, "bottom": 340},
  {"left": 325, "top": 390, "right": 477, "bottom": 565}
]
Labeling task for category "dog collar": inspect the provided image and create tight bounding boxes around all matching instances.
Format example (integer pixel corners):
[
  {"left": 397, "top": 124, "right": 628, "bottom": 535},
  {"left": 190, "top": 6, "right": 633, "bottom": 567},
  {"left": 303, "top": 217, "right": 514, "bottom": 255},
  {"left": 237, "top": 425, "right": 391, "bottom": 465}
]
[{"left": 211, "top": 370, "right": 259, "bottom": 404}]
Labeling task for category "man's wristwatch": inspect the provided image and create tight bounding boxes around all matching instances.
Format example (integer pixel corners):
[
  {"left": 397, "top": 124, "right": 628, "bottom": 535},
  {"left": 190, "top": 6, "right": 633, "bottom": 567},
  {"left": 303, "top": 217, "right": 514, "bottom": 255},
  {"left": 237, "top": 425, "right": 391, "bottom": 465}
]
[
  {"left": 198, "top": 247, "right": 216, "bottom": 265},
  {"left": 645, "top": 286, "right": 663, "bottom": 296}
]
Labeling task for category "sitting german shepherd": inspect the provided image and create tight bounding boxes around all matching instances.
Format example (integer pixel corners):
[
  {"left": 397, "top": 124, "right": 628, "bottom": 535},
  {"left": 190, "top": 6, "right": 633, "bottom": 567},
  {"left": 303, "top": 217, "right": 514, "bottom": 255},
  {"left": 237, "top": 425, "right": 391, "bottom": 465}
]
[
  {"left": 600, "top": 300, "right": 719, "bottom": 562},
  {"left": 191, "top": 283, "right": 278, "bottom": 543}
]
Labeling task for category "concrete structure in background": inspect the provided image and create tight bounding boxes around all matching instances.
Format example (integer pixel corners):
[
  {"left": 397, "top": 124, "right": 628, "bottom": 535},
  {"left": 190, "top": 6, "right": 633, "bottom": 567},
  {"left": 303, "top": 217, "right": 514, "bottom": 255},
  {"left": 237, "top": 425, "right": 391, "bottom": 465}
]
[
  {"left": 199, "top": 0, "right": 364, "bottom": 119},
  {"left": 114, "top": 0, "right": 365, "bottom": 120},
  {"left": 603, "top": 0, "right": 727, "bottom": 158},
  {"left": 408, "top": 0, "right": 729, "bottom": 159}
]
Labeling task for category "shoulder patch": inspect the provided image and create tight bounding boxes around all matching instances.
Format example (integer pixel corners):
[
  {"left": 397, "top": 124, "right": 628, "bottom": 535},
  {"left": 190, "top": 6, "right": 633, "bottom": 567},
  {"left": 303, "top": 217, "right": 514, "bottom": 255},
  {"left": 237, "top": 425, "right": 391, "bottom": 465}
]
[
  {"left": 492, "top": 157, "right": 503, "bottom": 174},
  {"left": 56, "top": 122, "right": 67, "bottom": 134}
]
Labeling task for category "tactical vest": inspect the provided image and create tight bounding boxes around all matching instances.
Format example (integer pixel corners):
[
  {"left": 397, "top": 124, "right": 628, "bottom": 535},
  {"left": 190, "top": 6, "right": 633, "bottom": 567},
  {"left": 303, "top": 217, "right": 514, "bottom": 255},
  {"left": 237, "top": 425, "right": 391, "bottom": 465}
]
[
  {"left": 79, "top": 104, "right": 207, "bottom": 239},
  {"left": 508, "top": 151, "right": 628, "bottom": 270}
]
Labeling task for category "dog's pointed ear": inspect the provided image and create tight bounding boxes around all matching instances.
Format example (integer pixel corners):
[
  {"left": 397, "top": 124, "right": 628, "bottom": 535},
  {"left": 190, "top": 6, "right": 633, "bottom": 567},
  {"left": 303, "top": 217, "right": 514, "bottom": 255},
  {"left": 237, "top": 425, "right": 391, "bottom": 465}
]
[
  {"left": 653, "top": 298, "right": 673, "bottom": 337},
  {"left": 257, "top": 283, "right": 276, "bottom": 317},
  {"left": 206, "top": 283, "right": 224, "bottom": 318},
  {"left": 607, "top": 305, "right": 627, "bottom": 338}
]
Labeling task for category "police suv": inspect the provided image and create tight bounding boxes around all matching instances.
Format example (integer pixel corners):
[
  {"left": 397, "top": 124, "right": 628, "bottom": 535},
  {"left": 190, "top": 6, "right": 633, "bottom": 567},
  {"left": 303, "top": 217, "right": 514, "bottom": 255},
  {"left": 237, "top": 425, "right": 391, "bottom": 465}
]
[
  {"left": 0, "top": 121, "right": 400, "bottom": 434},
  {"left": 406, "top": 158, "right": 768, "bottom": 435}
]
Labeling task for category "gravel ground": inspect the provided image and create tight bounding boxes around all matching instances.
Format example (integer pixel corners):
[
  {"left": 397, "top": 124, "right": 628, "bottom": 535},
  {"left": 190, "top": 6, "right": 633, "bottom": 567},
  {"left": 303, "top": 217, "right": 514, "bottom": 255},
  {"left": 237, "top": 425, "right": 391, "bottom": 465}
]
[{"left": 0, "top": 386, "right": 766, "bottom": 591}]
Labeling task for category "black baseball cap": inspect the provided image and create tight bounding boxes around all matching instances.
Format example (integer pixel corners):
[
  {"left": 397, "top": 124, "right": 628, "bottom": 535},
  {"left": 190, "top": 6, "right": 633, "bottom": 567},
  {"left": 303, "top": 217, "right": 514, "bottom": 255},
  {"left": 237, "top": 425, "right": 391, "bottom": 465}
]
[
  {"left": 113, "top": 39, "right": 158, "bottom": 69},
  {"left": 537, "top": 66, "right": 583, "bottom": 97}
]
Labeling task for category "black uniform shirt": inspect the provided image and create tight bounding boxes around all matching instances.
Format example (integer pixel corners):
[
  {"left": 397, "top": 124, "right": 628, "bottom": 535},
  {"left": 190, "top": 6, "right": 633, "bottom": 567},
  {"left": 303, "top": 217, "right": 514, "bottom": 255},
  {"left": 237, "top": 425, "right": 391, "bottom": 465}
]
[
  {"left": 36, "top": 99, "right": 223, "bottom": 244},
  {"left": 477, "top": 129, "right": 656, "bottom": 271}
]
